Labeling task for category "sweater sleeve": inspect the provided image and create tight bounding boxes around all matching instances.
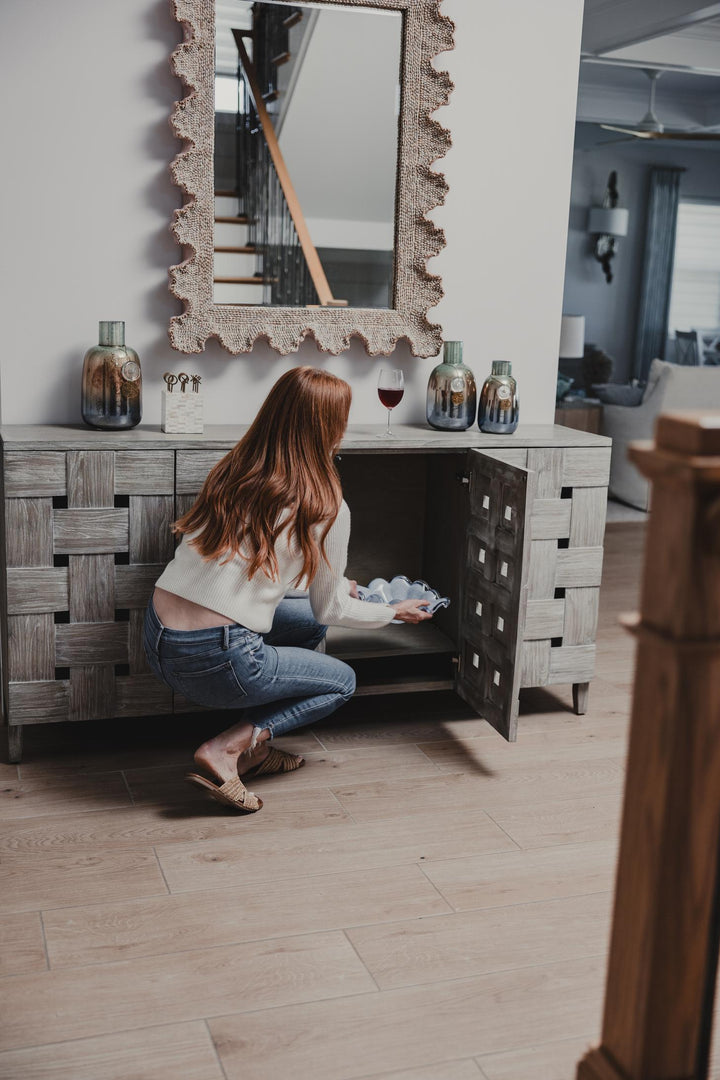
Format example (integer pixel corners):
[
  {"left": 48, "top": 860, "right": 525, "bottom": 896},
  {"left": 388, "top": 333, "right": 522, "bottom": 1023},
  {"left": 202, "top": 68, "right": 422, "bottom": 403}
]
[{"left": 308, "top": 502, "right": 397, "bottom": 629}]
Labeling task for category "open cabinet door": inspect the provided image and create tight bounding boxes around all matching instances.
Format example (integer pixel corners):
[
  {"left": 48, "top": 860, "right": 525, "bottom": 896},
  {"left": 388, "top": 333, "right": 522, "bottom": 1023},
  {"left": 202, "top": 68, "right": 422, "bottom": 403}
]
[{"left": 456, "top": 450, "right": 536, "bottom": 741}]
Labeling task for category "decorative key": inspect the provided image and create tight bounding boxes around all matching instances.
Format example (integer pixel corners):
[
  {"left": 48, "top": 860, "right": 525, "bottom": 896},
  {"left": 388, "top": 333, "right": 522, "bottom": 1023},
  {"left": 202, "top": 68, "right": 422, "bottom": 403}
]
[
  {"left": 178, "top": 373, "right": 190, "bottom": 393},
  {"left": 163, "top": 372, "right": 178, "bottom": 393},
  {"left": 191, "top": 375, "right": 202, "bottom": 393}
]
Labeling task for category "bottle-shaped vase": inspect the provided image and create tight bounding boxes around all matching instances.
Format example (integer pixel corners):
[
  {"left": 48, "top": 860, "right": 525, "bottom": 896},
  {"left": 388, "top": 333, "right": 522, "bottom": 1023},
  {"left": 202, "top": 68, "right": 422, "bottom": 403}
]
[
  {"left": 81, "top": 321, "right": 142, "bottom": 430},
  {"left": 478, "top": 361, "right": 519, "bottom": 434},
  {"left": 426, "top": 341, "right": 477, "bottom": 431}
]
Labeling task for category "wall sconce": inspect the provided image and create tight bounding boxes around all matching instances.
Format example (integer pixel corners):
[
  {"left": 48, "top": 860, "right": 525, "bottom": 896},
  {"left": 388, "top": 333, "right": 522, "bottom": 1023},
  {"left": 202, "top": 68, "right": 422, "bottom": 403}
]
[{"left": 588, "top": 171, "right": 629, "bottom": 284}]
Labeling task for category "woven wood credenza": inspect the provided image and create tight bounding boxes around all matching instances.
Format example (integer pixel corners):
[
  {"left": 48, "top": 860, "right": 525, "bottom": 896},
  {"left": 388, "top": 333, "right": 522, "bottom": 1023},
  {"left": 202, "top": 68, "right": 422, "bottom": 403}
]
[{"left": 0, "top": 424, "right": 611, "bottom": 761}]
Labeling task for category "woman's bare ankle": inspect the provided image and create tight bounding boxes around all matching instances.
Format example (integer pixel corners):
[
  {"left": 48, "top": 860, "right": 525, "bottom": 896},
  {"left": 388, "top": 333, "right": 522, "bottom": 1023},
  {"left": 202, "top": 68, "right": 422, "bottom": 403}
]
[
  {"left": 193, "top": 743, "right": 240, "bottom": 784},
  {"left": 194, "top": 726, "right": 271, "bottom": 783}
]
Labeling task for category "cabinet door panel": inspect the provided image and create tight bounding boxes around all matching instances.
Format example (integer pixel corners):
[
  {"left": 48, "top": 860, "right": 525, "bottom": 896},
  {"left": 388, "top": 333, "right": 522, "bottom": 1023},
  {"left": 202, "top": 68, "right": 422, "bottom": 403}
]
[
  {"left": 115, "top": 451, "right": 174, "bottom": 495},
  {"left": 129, "top": 496, "right": 175, "bottom": 563},
  {"left": 457, "top": 450, "right": 535, "bottom": 742},
  {"left": 4, "top": 452, "right": 65, "bottom": 497},
  {"left": 67, "top": 451, "right": 114, "bottom": 507},
  {"left": 562, "top": 447, "right": 611, "bottom": 487},
  {"left": 176, "top": 450, "right": 227, "bottom": 494},
  {"left": 569, "top": 486, "right": 607, "bottom": 547},
  {"left": 5, "top": 499, "right": 53, "bottom": 566}
]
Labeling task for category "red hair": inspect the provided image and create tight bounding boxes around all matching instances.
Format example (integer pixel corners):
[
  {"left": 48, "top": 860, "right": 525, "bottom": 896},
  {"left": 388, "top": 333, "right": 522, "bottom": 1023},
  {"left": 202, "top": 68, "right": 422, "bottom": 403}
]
[{"left": 174, "top": 367, "right": 352, "bottom": 583}]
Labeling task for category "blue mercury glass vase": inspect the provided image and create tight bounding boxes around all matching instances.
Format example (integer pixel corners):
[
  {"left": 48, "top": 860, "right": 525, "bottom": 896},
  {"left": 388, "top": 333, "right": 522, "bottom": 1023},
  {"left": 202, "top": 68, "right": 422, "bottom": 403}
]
[
  {"left": 81, "top": 321, "right": 142, "bottom": 430},
  {"left": 478, "top": 361, "right": 519, "bottom": 434},
  {"left": 426, "top": 341, "right": 477, "bottom": 430}
]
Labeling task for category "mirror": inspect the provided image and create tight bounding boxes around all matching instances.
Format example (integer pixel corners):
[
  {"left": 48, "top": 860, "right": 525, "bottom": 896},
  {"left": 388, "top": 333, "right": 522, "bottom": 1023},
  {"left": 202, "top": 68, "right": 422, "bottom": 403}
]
[{"left": 169, "top": 0, "right": 454, "bottom": 356}]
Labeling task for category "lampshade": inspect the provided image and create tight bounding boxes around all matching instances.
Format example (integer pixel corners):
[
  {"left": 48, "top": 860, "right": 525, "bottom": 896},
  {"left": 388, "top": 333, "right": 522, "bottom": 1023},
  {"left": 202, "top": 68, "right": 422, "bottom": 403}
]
[
  {"left": 559, "top": 314, "right": 585, "bottom": 359},
  {"left": 588, "top": 207, "right": 629, "bottom": 237}
]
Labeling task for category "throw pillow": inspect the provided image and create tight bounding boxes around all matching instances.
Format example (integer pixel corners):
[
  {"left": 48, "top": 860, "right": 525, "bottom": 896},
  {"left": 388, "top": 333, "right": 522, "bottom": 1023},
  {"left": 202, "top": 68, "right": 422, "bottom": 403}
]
[
  {"left": 592, "top": 383, "right": 644, "bottom": 406},
  {"left": 556, "top": 374, "right": 574, "bottom": 402}
]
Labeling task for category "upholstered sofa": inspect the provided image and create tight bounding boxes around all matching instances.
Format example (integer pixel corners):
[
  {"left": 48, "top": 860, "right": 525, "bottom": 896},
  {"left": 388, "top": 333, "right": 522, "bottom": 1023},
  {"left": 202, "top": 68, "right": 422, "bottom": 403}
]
[{"left": 602, "top": 359, "right": 720, "bottom": 510}]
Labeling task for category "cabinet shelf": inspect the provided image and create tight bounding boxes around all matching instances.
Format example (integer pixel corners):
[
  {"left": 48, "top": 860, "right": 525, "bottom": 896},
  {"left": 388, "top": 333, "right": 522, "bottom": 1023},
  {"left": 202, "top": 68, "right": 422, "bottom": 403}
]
[
  {"left": 353, "top": 675, "right": 455, "bottom": 696},
  {"left": 326, "top": 621, "right": 455, "bottom": 660},
  {"left": 327, "top": 628, "right": 457, "bottom": 697}
]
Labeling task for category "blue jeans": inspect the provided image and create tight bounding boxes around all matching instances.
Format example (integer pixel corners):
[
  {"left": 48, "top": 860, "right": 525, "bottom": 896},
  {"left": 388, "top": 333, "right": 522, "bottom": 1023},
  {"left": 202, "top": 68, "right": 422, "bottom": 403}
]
[{"left": 143, "top": 597, "right": 356, "bottom": 739}]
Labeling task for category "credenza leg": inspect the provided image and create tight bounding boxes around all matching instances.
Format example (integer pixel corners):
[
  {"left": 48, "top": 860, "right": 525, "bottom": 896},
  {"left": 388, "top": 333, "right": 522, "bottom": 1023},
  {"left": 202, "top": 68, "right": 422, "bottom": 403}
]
[
  {"left": 573, "top": 681, "right": 589, "bottom": 715},
  {"left": 6, "top": 725, "right": 22, "bottom": 764}
]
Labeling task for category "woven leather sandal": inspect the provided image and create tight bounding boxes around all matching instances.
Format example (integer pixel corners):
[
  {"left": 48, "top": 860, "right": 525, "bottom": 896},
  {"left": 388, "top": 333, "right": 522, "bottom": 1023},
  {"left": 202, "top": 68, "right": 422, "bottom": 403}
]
[
  {"left": 185, "top": 773, "right": 263, "bottom": 812},
  {"left": 240, "top": 745, "right": 305, "bottom": 779}
]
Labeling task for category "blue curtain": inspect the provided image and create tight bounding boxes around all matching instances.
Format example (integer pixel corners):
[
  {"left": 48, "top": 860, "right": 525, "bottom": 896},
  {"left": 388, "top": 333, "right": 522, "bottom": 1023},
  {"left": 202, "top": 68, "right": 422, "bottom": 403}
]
[{"left": 633, "top": 166, "right": 684, "bottom": 381}]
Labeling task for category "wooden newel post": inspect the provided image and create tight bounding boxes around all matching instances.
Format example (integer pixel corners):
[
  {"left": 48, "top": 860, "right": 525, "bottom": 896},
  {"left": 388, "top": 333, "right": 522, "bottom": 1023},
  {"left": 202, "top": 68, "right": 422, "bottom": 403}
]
[{"left": 577, "top": 411, "right": 720, "bottom": 1080}]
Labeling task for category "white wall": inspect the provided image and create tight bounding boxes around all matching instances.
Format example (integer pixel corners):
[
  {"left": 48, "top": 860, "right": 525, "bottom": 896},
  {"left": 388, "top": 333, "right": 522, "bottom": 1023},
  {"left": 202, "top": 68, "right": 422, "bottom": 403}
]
[
  {"left": 0, "top": 0, "right": 583, "bottom": 428},
  {"left": 279, "top": 6, "right": 401, "bottom": 233}
]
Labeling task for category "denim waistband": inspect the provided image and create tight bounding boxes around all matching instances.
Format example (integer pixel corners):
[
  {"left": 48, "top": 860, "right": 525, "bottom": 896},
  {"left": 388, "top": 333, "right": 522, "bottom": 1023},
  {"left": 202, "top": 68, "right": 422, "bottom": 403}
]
[{"left": 146, "top": 597, "right": 255, "bottom": 651}]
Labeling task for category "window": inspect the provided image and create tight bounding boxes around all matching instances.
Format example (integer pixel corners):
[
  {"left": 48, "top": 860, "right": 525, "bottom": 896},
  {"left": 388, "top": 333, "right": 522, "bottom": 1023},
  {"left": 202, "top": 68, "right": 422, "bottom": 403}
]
[
  {"left": 215, "top": 75, "right": 241, "bottom": 114},
  {"left": 668, "top": 200, "right": 720, "bottom": 333}
]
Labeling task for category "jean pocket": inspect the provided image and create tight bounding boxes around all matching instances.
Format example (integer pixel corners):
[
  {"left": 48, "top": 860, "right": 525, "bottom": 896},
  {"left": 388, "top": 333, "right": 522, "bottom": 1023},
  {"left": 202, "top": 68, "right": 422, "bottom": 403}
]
[
  {"left": 143, "top": 634, "right": 161, "bottom": 678},
  {"left": 167, "top": 658, "right": 248, "bottom": 708}
]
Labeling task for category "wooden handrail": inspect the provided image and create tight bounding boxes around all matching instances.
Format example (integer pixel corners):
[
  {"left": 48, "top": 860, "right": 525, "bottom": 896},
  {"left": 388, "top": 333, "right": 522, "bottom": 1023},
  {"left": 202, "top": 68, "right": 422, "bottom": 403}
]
[
  {"left": 232, "top": 30, "right": 347, "bottom": 308},
  {"left": 577, "top": 410, "right": 720, "bottom": 1080}
]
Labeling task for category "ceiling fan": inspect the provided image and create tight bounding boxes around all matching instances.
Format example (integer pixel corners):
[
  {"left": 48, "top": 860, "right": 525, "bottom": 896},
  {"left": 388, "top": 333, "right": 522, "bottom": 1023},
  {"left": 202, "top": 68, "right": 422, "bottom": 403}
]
[{"left": 600, "top": 67, "right": 720, "bottom": 141}]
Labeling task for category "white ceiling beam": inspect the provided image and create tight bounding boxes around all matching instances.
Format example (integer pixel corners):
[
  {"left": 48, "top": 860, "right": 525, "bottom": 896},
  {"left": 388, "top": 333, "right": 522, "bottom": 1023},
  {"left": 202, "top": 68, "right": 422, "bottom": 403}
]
[
  {"left": 582, "top": 1, "right": 720, "bottom": 54},
  {"left": 700, "top": 103, "right": 720, "bottom": 127},
  {"left": 576, "top": 79, "right": 709, "bottom": 127},
  {"left": 581, "top": 53, "right": 720, "bottom": 77}
]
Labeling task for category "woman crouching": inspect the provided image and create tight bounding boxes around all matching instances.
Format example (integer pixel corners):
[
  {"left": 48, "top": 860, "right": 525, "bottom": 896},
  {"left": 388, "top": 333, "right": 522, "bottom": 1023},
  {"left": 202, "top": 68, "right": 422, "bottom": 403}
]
[{"left": 143, "top": 366, "right": 432, "bottom": 812}]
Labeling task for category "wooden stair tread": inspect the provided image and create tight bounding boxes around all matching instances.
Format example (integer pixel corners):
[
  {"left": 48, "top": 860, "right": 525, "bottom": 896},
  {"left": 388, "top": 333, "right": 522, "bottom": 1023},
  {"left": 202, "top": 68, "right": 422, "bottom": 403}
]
[
  {"left": 272, "top": 52, "right": 291, "bottom": 66},
  {"left": 214, "top": 276, "right": 268, "bottom": 285},
  {"left": 214, "top": 189, "right": 238, "bottom": 198},
  {"left": 283, "top": 11, "right": 302, "bottom": 28},
  {"left": 215, "top": 215, "right": 251, "bottom": 225},
  {"left": 214, "top": 245, "right": 256, "bottom": 254}
]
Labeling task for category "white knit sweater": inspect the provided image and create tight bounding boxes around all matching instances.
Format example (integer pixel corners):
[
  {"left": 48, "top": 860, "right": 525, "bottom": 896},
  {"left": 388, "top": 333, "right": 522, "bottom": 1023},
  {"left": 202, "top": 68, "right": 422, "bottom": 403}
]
[{"left": 154, "top": 501, "right": 397, "bottom": 633}]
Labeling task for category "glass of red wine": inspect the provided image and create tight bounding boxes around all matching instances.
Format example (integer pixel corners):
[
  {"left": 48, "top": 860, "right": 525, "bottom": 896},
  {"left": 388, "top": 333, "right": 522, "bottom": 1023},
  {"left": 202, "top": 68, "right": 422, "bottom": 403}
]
[{"left": 377, "top": 369, "right": 404, "bottom": 438}]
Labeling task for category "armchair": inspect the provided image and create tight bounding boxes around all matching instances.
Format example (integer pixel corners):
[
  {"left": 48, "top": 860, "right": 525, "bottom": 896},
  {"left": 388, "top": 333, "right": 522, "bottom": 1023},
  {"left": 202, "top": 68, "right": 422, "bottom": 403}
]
[{"left": 602, "top": 359, "right": 720, "bottom": 510}]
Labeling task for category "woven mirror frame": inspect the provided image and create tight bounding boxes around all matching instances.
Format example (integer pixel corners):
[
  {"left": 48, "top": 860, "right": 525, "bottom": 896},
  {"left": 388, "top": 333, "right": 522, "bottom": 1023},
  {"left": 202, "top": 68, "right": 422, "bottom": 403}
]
[{"left": 168, "top": 0, "right": 454, "bottom": 357}]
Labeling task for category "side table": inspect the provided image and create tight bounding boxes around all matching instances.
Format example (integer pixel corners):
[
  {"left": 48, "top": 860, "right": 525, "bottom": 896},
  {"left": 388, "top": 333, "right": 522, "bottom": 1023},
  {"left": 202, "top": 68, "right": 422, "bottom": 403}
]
[{"left": 555, "top": 398, "right": 604, "bottom": 435}]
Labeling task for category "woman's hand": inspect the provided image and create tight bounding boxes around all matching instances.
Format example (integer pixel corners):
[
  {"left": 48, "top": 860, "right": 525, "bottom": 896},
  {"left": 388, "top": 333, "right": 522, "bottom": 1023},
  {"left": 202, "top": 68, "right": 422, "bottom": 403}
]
[
  {"left": 391, "top": 599, "right": 433, "bottom": 623},
  {"left": 348, "top": 579, "right": 360, "bottom": 599}
]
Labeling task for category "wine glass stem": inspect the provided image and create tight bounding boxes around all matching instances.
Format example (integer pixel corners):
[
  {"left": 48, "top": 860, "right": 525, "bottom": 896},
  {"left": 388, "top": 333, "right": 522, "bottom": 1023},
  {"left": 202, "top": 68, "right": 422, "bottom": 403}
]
[{"left": 387, "top": 409, "right": 391, "bottom": 435}]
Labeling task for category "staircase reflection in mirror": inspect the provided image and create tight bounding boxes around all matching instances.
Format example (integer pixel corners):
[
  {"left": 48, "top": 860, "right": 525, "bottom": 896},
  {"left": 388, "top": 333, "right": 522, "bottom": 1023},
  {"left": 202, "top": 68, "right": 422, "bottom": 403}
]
[{"left": 213, "top": 0, "right": 401, "bottom": 309}]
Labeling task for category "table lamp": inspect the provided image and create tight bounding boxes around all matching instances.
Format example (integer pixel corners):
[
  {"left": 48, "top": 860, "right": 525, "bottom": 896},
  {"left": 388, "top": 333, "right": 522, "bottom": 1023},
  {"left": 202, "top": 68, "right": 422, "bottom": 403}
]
[
  {"left": 559, "top": 315, "right": 586, "bottom": 361},
  {"left": 558, "top": 314, "right": 586, "bottom": 390}
]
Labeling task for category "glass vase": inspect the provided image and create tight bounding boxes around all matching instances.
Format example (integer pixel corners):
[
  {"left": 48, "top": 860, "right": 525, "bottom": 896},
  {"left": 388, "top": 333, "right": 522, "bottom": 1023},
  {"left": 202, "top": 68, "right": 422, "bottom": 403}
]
[
  {"left": 81, "top": 321, "right": 142, "bottom": 430},
  {"left": 426, "top": 341, "right": 477, "bottom": 430},
  {"left": 478, "top": 361, "right": 519, "bottom": 434}
]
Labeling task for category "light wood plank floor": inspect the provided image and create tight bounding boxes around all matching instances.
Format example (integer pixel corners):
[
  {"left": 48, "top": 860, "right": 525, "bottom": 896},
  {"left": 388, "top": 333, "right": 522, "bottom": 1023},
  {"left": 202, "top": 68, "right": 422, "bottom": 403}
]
[{"left": 0, "top": 523, "right": 661, "bottom": 1079}]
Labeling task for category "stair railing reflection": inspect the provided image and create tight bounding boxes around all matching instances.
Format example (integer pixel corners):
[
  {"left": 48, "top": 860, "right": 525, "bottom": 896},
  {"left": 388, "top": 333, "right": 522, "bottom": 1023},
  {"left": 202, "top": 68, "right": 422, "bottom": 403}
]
[{"left": 232, "top": 30, "right": 346, "bottom": 309}]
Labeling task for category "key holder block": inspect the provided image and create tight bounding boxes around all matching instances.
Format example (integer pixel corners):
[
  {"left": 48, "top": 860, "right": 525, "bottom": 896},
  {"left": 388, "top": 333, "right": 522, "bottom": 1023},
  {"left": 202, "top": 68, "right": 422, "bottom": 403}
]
[{"left": 161, "top": 388, "right": 204, "bottom": 433}]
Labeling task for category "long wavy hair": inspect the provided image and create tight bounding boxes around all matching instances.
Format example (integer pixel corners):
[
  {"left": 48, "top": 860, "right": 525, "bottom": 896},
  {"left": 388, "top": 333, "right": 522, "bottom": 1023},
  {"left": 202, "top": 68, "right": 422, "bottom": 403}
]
[{"left": 174, "top": 367, "right": 352, "bottom": 584}]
